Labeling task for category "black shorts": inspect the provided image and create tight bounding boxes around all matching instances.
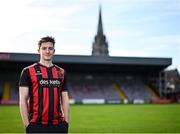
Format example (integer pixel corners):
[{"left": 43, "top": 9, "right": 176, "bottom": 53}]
[{"left": 26, "top": 121, "right": 69, "bottom": 133}]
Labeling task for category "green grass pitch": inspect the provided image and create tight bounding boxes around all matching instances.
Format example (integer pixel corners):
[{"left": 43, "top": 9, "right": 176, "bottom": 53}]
[{"left": 0, "top": 104, "right": 180, "bottom": 133}]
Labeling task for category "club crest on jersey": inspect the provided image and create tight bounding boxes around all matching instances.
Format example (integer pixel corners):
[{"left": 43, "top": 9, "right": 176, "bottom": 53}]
[{"left": 57, "top": 71, "right": 62, "bottom": 77}]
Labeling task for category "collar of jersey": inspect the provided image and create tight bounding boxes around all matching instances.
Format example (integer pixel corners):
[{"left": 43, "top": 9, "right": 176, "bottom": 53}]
[{"left": 37, "top": 62, "right": 54, "bottom": 68}]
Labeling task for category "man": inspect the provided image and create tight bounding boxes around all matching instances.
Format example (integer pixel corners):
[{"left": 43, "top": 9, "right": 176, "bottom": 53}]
[{"left": 19, "top": 36, "right": 69, "bottom": 133}]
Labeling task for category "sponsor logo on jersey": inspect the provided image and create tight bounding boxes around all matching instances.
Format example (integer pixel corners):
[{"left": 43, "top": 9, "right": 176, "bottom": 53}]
[{"left": 39, "top": 79, "right": 61, "bottom": 87}]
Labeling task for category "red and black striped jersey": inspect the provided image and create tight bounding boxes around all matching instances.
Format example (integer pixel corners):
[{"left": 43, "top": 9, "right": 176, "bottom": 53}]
[{"left": 19, "top": 62, "right": 68, "bottom": 125}]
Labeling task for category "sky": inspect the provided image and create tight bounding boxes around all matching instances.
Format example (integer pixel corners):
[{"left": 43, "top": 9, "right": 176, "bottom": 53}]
[{"left": 0, "top": 0, "right": 179, "bottom": 71}]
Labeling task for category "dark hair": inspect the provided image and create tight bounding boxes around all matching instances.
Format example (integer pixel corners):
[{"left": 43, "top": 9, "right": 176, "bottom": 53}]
[{"left": 38, "top": 36, "right": 55, "bottom": 49}]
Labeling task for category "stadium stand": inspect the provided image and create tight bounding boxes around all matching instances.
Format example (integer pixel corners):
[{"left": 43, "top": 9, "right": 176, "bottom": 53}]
[
  {"left": 67, "top": 73, "right": 163, "bottom": 103},
  {"left": 145, "top": 85, "right": 160, "bottom": 100},
  {"left": 117, "top": 75, "right": 152, "bottom": 102},
  {"left": 0, "top": 72, "right": 19, "bottom": 104},
  {"left": 113, "top": 83, "right": 128, "bottom": 100},
  {"left": 68, "top": 74, "right": 120, "bottom": 102},
  {"left": 1, "top": 69, "right": 179, "bottom": 104}
]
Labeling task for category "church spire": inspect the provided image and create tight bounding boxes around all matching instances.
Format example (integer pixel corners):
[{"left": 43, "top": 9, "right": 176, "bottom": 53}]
[
  {"left": 97, "top": 6, "right": 103, "bottom": 35},
  {"left": 92, "top": 5, "right": 109, "bottom": 56}
]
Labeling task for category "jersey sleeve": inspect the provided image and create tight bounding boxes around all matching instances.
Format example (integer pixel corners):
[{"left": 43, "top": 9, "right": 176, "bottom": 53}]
[
  {"left": 19, "top": 68, "right": 30, "bottom": 87},
  {"left": 62, "top": 71, "right": 68, "bottom": 92}
]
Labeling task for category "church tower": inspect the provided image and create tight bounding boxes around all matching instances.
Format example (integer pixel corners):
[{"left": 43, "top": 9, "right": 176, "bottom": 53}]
[{"left": 92, "top": 6, "right": 109, "bottom": 56}]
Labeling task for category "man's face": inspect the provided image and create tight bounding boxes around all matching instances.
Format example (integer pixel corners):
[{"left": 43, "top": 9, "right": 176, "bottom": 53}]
[{"left": 38, "top": 42, "right": 55, "bottom": 61}]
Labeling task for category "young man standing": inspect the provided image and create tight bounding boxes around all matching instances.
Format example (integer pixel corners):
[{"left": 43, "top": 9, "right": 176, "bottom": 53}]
[{"left": 19, "top": 36, "right": 69, "bottom": 133}]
